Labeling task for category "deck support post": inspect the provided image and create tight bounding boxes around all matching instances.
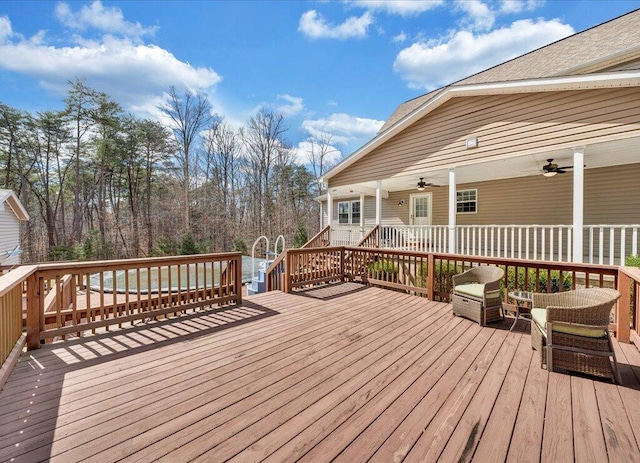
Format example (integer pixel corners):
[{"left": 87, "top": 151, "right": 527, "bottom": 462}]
[
  {"left": 448, "top": 169, "right": 457, "bottom": 254},
  {"left": 572, "top": 147, "right": 584, "bottom": 263}
]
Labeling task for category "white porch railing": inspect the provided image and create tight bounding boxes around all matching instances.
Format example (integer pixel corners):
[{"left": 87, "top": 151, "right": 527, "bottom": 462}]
[
  {"left": 586, "top": 225, "right": 640, "bottom": 265},
  {"left": 330, "top": 226, "right": 374, "bottom": 246},
  {"left": 372, "top": 224, "right": 640, "bottom": 265}
]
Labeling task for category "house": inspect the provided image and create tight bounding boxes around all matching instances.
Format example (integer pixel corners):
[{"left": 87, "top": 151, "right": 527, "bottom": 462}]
[
  {"left": 0, "top": 189, "right": 29, "bottom": 267},
  {"left": 319, "top": 9, "right": 640, "bottom": 265}
]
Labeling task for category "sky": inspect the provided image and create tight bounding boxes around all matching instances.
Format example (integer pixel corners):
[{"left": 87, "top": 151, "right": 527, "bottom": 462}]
[{"left": 0, "top": 0, "right": 639, "bottom": 165}]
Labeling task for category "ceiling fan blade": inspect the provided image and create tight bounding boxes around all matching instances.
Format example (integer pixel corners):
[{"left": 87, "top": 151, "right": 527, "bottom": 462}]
[{"left": 556, "top": 169, "right": 568, "bottom": 174}]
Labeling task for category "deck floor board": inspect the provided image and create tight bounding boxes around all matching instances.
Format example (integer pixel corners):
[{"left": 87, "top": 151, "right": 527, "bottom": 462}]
[{"left": 1, "top": 282, "right": 639, "bottom": 462}]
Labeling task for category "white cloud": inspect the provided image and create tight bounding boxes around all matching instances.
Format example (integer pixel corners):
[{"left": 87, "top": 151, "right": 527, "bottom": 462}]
[
  {"left": 301, "top": 113, "right": 384, "bottom": 147},
  {"left": 0, "top": 18, "right": 221, "bottom": 117},
  {"left": 499, "top": 0, "right": 545, "bottom": 14},
  {"left": 349, "top": 0, "right": 444, "bottom": 17},
  {"left": 299, "top": 10, "right": 373, "bottom": 40},
  {"left": 292, "top": 140, "right": 344, "bottom": 166},
  {"left": 454, "top": 0, "right": 495, "bottom": 31},
  {"left": 0, "top": 16, "right": 13, "bottom": 44},
  {"left": 392, "top": 31, "right": 408, "bottom": 43},
  {"left": 393, "top": 18, "right": 574, "bottom": 90},
  {"left": 276, "top": 94, "right": 304, "bottom": 117},
  {"left": 55, "top": 1, "right": 157, "bottom": 38}
]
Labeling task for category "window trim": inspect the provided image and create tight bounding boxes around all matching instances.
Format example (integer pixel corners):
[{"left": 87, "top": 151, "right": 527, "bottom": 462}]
[
  {"left": 456, "top": 188, "right": 478, "bottom": 214},
  {"left": 337, "top": 200, "right": 361, "bottom": 225}
]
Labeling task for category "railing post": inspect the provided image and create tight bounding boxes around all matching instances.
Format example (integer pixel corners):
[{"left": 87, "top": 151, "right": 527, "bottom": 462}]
[
  {"left": 235, "top": 254, "right": 242, "bottom": 304},
  {"left": 340, "top": 247, "right": 345, "bottom": 282},
  {"left": 283, "top": 252, "right": 291, "bottom": 293},
  {"left": 26, "top": 273, "right": 41, "bottom": 350},
  {"left": 427, "top": 254, "right": 435, "bottom": 300},
  {"left": 617, "top": 270, "right": 631, "bottom": 343}
]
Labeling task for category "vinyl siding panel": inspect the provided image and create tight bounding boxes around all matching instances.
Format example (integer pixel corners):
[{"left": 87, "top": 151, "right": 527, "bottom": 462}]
[
  {"left": 330, "top": 88, "right": 640, "bottom": 187},
  {"left": 324, "top": 164, "right": 640, "bottom": 228},
  {"left": 387, "top": 164, "right": 640, "bottom": 226},
  {"left": 0, "top": 207, "right": 21, "bottom": 266}
]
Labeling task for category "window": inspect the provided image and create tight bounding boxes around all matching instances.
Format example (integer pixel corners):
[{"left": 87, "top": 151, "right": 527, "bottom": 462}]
[
  {"left": 457, "top": 189, "right": 477, "bottom": 214},
  {"left": 351, "top": 201, "right": 361, "bottom": 224},
  {"left": 337, "top": 200, "right": 361, "bottom": 224},
  {"left": 338, "top": 201, "right": 350, "bottom": 224}
]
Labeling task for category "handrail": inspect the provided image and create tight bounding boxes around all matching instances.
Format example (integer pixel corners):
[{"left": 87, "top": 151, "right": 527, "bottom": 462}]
[
  {"left": 302, "top": 225, "right": 331, "bottom": 248},
  {"left": 356, "top": 225, "right": 380, "bottom": 248},
  {"left": 265, "top": 252, "right": 287, "bottom": 292},
  {"left": 251, "top": 236, "right": 269, "bottom": 281}
]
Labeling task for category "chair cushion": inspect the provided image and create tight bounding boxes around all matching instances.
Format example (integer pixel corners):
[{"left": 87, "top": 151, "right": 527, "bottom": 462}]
[
  {"left": 453, "top": 283, "right": 484, "bottom": 299},
  {"left": 530, "top": 308, "right": 607, "bottom": 338}
]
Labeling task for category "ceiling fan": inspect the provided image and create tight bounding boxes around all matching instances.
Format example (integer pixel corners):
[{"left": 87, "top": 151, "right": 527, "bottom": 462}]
[
  {"left": 542, "top": 158, "right": 574, "bottom": 177},
  {"left": 416, "top": 177, "right": 440, "bottom": 190}
]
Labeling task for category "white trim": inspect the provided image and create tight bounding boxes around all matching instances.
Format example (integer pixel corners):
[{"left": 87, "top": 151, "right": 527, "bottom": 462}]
[
  {"left": 321, "top": 71, "right": 640, "bottom": 183},
  {"left": 448, "top": 169, "right": 456, "bottom": 254},
  {"left": 456, "top": 188, "right": 478, "bottom": 214},
  {"left": 0, "top": 189, "right": 29, "bottom": 221},
  {"left": 572, "top": 148, "right": 585, "bottom": 263},
  {"left": 327, "top": 189, "right": 333, "bottom": 229},
  {"left": 375, "top": 181, "right": 382, "bottom": 226}
]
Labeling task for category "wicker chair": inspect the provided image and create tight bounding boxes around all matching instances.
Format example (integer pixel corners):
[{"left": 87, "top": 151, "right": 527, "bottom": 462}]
[
  {"left": 530, "top": 287, "right": 621, "bottom": 382},
  {"left": 452, "top": 266, "right": 504, "bottom": 326}
]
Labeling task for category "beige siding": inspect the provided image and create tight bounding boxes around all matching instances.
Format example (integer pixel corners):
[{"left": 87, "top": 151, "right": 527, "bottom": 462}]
[
  {"left": 330, "top": 88, "right": 640, "bottom": 187},
  {"left": 385, "top": 164, "right": 640, "bottom": 226},
  {"left": 324, "top": 164, "right": 640, "bottom": 228}
]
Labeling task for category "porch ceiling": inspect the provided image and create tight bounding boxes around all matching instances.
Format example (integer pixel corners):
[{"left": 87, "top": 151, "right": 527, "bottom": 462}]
[{"left": 338, "top": 136, "right": 640, "bottom": 194}]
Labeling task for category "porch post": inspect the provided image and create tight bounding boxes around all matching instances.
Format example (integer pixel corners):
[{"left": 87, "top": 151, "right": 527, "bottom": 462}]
[
  {"left": 448, "top": 169, "right": 457, "bottom": 254},
  {"left": 572, "top": 147, "right": 584, "bottom": 263},
  {"left": 327, "top": 189, "right": 333, "bottom": 231},
  {"left": 360, "top": 193, "right": 365, "bottom": 237},
  {"left": 375, "top": 181, "right": 382, "bottom": 226}
]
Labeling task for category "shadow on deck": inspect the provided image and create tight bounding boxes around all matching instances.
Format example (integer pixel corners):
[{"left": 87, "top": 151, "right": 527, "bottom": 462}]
[{"left": 2, "top": 282, "right": 640, "bottom": 462}]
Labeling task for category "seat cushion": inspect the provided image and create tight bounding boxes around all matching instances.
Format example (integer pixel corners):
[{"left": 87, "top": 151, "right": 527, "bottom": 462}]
[
  {"left": 530, "top": 308, "right": 607, "bottom": 338},
  {"left": 453, "top": 283, "right": 485, "bottom": 299}
]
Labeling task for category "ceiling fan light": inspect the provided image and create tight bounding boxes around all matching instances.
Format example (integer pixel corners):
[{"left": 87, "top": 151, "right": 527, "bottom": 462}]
[
  {"left": 543, "top": 170, "right": 557, "bottom": 178},
  {"left": 417, "top": 186, "right": 425, "bottom": 191}
]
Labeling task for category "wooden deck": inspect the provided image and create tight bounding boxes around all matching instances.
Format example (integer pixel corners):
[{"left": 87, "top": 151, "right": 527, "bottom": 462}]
[{"left": 2, "top": 282, "right": 640, "bottom": 462}]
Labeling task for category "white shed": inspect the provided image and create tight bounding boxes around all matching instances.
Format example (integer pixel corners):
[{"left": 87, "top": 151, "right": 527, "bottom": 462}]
[{"left": 0, "top": 189, "right": 29, "bottom": 267}]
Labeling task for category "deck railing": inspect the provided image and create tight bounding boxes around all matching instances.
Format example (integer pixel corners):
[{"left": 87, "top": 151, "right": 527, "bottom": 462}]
[
  {"left": 17, "top": 252, "right": 242, "bottom": 351},
  {"left": 0, "top": 265, "right": 37, "bottom": 390},
  {"left": 375, "top": 224, "right": 640, "bottom": 265},
  {"left": 302, "top": 225, "right": 331, "bottom": 248},
  {"left": 279, "top": 246, "right": 630, "bottom": 339}
]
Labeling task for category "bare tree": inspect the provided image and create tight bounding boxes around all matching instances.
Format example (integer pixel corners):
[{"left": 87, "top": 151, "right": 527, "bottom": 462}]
[
  {"left": 159, "top": 86, "right": 212, "bottom": 232},
  {"left": 64, "top": 78, "right": 100, "bottom": 243},
  {"left": 305, "top": 132, "right": 341, "bottom": 195},
  {"left": 243, "top": 109, "right": 289, "bottom": 238}
]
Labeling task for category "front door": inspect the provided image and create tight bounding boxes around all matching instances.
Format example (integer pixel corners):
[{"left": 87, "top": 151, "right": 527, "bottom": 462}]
[{"left": 410, "top": 193, "right": 432, "bottom": 226}]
